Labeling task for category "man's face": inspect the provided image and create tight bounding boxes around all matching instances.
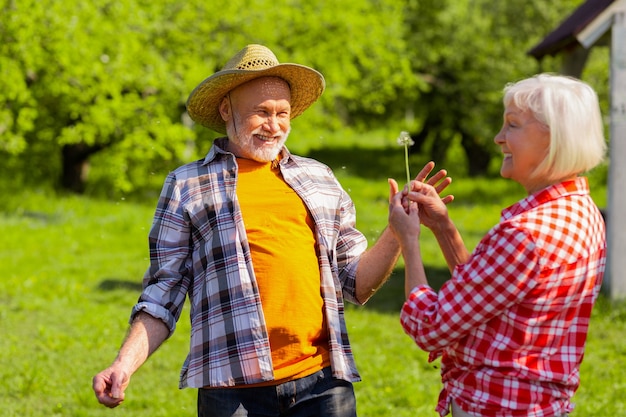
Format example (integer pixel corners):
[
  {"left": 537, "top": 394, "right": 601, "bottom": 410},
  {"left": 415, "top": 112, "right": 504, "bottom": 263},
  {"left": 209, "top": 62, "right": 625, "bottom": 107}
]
[{"left": 220, "top": 77, "right": 292, "bottom": 162}]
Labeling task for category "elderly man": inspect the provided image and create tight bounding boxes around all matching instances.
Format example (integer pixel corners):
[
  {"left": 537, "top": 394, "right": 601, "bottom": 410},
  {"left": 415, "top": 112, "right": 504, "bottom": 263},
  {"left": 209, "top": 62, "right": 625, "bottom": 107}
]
[{"left": 92, "top": 44, "right": 442, "bottom": 417}]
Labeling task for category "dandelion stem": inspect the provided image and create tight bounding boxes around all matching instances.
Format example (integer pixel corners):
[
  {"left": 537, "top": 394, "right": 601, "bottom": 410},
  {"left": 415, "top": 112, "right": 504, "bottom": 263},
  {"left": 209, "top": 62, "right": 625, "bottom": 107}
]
[
  {"left": 397, "top": 131, "right": 414, "bottom": 187},
  {"left": 404, "top": 144, "right": 411, "bottom": 186}
]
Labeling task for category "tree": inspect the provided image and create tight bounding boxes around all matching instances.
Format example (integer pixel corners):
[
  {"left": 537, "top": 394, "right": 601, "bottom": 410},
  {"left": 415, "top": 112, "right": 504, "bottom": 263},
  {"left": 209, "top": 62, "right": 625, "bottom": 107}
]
[
  {"left": 401, "top": 0, "right": 584, "bottom": 176},
  {"left": 1, "top": 0, "right": 194, "bottom": 193},
  {"left": 0, "top": 0, "right": 607, "bottom": 194},
  {"left": 0, "top": 0, "right": 416, "bottom": 194}
]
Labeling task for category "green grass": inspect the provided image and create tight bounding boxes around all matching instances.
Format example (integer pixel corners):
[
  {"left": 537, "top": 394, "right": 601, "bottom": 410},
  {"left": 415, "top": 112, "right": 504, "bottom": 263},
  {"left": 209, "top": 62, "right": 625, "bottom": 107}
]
[{"left": 0, "top": 164, "right": 621, "bottom": 416}]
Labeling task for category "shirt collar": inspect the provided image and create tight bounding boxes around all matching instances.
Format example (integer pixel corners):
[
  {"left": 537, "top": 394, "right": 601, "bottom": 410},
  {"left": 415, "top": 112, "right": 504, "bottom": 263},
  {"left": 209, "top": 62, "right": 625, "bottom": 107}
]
[
  {"left": 202, "top": 137, "right": 292, "bottom": 166},
  {"left": 501, "top": 177, "right": 590, "bottom": 221}
]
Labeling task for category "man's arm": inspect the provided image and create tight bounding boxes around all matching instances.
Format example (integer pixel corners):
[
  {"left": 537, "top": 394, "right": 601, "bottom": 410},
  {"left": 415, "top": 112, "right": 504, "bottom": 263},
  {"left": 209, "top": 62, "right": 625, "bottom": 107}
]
[
  {"left": 92, "top": 312, "right": 169, "bottom": 408},
  {"left": 354, "top": 226, "right": 402, "bottom": 303}
]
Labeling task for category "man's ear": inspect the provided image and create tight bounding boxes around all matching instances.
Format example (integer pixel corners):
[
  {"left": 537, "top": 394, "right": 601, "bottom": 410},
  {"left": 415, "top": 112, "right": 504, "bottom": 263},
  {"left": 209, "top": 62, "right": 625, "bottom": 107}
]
[{"left": 218, "top": 96, "right": 231, "bottom": 123}]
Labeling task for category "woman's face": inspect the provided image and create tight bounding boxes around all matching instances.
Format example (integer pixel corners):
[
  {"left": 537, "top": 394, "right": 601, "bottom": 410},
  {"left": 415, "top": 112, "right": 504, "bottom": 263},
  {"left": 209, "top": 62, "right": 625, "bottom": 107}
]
[{"left": 494, "top": 103, "right": 551, "bottom": 194}]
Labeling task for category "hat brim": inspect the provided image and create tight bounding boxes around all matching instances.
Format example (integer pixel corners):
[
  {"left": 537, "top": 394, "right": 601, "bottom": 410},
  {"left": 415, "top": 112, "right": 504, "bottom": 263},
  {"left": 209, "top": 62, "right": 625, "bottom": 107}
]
[{"left": 186, "top": 64, "right": 325, "bottom": 134}]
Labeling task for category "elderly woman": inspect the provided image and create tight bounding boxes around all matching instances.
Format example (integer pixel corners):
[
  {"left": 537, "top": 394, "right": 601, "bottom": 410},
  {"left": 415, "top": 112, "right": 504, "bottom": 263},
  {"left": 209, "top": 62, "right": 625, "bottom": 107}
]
[{"left": 388, "top": 74, "right": 607, "bottom": 417}]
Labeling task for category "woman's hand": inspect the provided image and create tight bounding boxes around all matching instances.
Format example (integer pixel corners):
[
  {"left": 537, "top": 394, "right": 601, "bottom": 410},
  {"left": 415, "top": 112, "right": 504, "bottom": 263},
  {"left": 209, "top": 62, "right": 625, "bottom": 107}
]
[
  {"left": 400, "top": 161, "right": 454, "bottom": 230},
  {"left": 388, "top": 181, "right": 421, "bottom": 246},
  {"left": 412, "top": 161, "right": 454, "bottom": 205}
]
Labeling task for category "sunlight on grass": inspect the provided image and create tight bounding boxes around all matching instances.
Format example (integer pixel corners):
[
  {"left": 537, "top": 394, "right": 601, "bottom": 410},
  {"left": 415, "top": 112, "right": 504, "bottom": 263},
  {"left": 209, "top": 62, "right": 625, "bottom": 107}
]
[{"left": 0, "top": 165, "right": 619, "bottom": 416}]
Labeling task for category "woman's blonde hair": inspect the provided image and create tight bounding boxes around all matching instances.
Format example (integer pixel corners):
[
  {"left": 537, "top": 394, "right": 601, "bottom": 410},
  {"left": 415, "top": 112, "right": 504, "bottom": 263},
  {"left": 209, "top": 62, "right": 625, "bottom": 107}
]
[{"left": 503, "top": 73, "right": 606, "bottom": 181}]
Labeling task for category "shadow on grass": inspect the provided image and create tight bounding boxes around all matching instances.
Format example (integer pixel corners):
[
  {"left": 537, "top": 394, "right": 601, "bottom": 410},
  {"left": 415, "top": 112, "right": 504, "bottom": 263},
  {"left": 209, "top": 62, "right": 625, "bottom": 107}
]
[
  {"left": 306, "top": 146, "right": 528, "bottom": 207},
  {"left": 306, "top": 146, "right": 420, "bottom": 181},
  {"left": 357, "top": 265, "right": 451, "bottom": 314},
  {"left": 95, "top": 265, "right": 450, "bottom": 317},
  {"left": 98, "top": 278, "right": 143, "bottom": 292}
]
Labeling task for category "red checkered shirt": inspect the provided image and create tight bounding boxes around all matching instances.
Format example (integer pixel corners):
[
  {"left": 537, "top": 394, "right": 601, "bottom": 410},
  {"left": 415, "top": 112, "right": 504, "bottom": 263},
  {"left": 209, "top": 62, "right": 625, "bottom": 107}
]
[{"left": 401, "top": 177, "right": 606, "bottom": 417}]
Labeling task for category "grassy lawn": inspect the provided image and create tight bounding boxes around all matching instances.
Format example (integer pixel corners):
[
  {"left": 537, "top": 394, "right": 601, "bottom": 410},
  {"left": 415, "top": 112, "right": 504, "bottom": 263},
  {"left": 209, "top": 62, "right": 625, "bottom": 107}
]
[{"left": 0, "top": 151, "right": 622, "bottom": 416}]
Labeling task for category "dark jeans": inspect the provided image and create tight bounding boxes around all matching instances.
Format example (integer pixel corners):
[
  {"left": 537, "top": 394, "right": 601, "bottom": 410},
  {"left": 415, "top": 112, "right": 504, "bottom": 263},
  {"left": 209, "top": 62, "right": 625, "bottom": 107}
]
[{"left": 197, "top": 367, "right": 357, "bottom": 417}]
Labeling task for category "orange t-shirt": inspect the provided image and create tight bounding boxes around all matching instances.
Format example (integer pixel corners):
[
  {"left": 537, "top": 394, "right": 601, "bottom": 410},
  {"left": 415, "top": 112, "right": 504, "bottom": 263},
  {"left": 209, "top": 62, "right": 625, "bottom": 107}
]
[{"left": 235, "top": 158, "right": 331, "bottom": 383}]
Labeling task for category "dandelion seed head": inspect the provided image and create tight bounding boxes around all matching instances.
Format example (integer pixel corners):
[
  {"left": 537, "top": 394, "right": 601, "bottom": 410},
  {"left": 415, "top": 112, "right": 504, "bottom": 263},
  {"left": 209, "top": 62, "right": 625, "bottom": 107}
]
[
  {"left": 396, "top": 131, "right": 414, "bottom": 185},
  {"left": 397, "top": 131, "right": 415, "bottom": 147}
]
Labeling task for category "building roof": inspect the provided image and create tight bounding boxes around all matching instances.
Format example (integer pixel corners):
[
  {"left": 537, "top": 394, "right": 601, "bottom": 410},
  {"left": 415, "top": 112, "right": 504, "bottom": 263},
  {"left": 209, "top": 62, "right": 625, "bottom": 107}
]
[{"left": 528, "top": 0, "right": 615, "bottom": 58}]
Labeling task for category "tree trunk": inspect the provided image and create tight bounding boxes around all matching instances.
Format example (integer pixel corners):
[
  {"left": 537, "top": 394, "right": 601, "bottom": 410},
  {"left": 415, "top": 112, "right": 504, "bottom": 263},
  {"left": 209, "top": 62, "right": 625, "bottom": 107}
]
[
  {"left": 460, "top": 134, "right": 491, "bottom": 176},
  {"left": 61, "top": 143, "right": 103, "bottom": 193}
]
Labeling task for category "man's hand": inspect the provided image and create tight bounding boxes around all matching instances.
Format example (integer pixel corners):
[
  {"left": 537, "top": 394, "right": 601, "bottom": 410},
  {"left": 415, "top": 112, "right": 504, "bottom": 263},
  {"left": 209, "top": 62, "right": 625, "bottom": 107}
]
[{"left": 92, "top": 365, "right": 131, "bottom": 408}]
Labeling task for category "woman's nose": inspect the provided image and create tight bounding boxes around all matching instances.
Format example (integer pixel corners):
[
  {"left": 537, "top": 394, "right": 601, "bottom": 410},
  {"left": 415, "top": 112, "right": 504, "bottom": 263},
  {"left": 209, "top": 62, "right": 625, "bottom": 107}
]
[{"left": 494, "top": 129, "right": 504, "bottom": 144}]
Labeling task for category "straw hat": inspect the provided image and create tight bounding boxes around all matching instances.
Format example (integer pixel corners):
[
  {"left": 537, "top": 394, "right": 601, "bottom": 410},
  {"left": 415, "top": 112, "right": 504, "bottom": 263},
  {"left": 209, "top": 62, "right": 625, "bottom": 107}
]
[{"left": 186, "top": 44, "right": 325, "bottom": 134}]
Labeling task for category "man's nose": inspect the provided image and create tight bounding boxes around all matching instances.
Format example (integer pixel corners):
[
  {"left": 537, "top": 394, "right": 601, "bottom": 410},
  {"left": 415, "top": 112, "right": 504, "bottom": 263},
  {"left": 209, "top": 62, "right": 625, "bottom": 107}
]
[{"left": 264, "top": 115, "right": 280, "bottom": 131}]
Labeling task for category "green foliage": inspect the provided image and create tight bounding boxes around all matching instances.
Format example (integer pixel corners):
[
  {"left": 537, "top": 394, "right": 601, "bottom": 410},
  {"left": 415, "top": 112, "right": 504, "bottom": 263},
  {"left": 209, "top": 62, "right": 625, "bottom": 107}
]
[
  {"left": 0, "top": 0, "right": 195, "bottom": 192},
  {"left": 400, "top": 0, "right": 594, "bottom": 175},
  {"left": 0, "top": 0, "right": 612, "bottom": 195}
]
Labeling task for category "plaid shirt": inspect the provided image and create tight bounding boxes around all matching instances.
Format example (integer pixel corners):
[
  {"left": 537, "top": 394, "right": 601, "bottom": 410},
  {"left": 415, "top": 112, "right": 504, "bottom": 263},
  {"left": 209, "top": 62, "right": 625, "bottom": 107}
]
[
  {"left": 132, "top": 138, "right": 368, "bottom": 389},
  {"left": 401, "top": 177, "right": 606, "bottom": 417}
]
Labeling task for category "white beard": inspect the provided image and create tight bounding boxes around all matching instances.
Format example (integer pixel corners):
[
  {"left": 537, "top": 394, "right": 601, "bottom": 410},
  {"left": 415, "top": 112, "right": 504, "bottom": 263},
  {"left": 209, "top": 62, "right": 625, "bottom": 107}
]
[{"left": 227, "top": 124, "right": 290, "bottom": 162}]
